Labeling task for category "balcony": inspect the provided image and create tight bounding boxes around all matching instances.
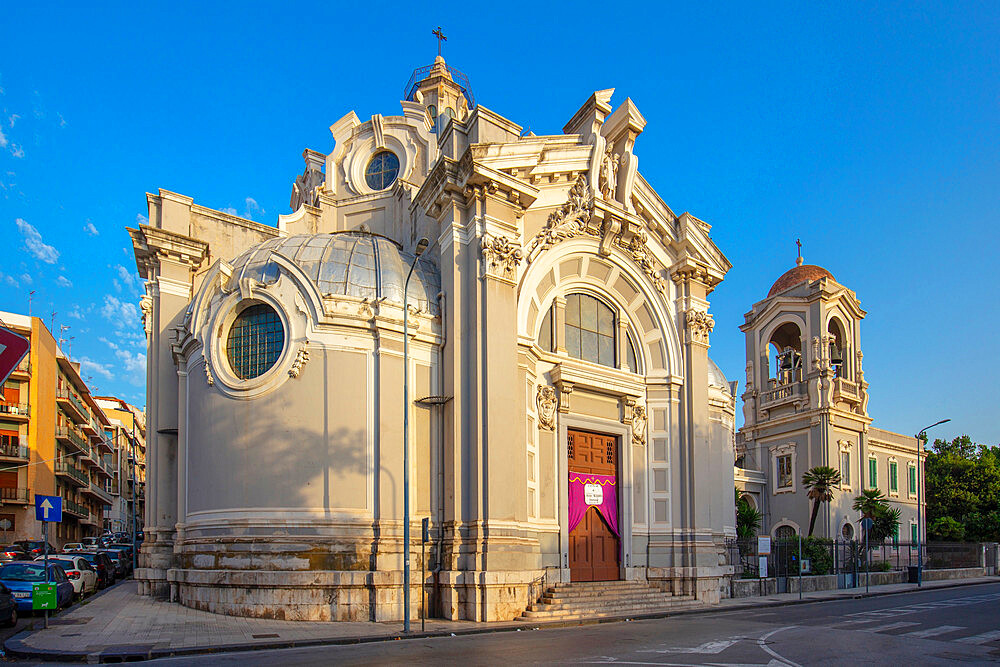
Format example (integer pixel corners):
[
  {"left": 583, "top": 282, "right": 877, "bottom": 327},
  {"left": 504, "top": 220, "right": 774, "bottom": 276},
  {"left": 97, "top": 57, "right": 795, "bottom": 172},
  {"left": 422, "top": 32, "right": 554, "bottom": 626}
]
[
  {"left": 0, "top": 488, "right": 29, "bottom": 504},
  {"left": 56, "top": 425, "right": 88, "bottom": 453},
  {"left": 9, "top": 358, "right": 30, "bottom": 380},
  {"left": 81, "top": 418, "right": 98, "bottom": 437},
  {"left": 96, "top": 435, "right": 113, "bottom": 453},
  {"left": 0, "top": 403, "right": 30, "bottom": 422},
  {"left": 82, "top": 481, "right": 113, "bottom": 505},
  {"left": 760, "top": 379, "right": 808, "bottom": 409},
  {"left": 56, "top": 388, "right": 89, "bottom": 423},
  {"left": 54, "top": 461, "right": 89, "bottom": 487},
  {"left": 78, "top": 443, "right": 98, "bottom": 467},
  {"left": 63, "top": 498, "right": 88, "bottom": 519},
  {"left": 834, "top": 377, "right": 861, "bottom": 404},
  {"left": 0, "top": 439, "right": 29, "bottom": 461}
]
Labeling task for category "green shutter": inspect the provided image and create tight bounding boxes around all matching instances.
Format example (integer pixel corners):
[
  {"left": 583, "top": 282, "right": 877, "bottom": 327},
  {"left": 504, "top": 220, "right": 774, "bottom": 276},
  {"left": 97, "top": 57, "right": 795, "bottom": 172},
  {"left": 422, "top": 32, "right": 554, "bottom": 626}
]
[
  {"left": 911, "top": 523, "right": 918, "bottom": 542},
  {"left": 869, "top": 458, "right": 877, "bottom": 487},
  {"left": 889, "top": 462, "right": 897, "bottom": 492},
  {"left": 909, "top": 465, "right": 917, "bottom": 493}
]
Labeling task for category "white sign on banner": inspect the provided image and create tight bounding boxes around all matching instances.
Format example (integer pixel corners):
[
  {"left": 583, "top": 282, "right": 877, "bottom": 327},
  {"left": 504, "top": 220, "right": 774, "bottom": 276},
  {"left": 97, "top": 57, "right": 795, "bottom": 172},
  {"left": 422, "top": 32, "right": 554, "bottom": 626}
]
[
  {"left": 584, "top": 483, "right": 603, "bottom": 506},
  {"left": 757, "top": 536, "right": 771, "bottom": 555},
  {"left": 758, "top": 556, "right": 768, "bottom": 578}
]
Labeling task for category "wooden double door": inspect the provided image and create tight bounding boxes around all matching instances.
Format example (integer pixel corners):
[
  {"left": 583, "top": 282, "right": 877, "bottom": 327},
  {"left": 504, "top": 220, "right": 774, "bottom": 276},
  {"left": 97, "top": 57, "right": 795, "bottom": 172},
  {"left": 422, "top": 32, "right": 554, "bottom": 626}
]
[{"left": 568, "top": 429, "right": 620, "bottom": 582}]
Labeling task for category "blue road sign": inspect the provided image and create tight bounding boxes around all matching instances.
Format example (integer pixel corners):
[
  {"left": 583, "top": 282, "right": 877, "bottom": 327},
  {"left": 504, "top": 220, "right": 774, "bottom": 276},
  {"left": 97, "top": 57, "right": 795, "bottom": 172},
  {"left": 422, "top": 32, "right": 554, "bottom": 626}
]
[{"left": 34, "top": 495, "right": 62, "bottom": 523}]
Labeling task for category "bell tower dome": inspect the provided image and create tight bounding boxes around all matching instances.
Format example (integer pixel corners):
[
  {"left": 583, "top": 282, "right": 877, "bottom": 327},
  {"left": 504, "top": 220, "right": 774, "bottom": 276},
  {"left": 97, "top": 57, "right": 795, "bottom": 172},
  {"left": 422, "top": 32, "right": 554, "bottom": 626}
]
[{"left": 403, "top": 54, "right": 475, "bottom": 133}]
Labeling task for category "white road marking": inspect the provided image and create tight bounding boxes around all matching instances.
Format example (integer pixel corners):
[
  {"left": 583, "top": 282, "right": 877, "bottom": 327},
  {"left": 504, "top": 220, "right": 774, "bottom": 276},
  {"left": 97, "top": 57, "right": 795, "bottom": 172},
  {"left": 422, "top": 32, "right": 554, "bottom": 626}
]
[
  {"left": 639, "top": 639, "right": 739, "bottom": 654},
  {"left": 859, "top": 621, "right": 920, "bottom": 633},
  {"left": 756, "top": 626, "right": 801, "bottom": 667},
  {"left": 954, "top": 630, "right": 1000, "bottom": 645},
  {"left": 903, "top": 625, "right": 965, "bottom": 638}
]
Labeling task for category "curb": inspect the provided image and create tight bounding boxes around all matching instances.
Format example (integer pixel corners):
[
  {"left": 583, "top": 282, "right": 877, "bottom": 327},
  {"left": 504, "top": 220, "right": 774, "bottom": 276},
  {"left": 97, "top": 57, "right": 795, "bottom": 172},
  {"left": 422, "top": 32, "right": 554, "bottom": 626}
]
[{"left": 5, "top": 577, "right": 998, "bottom": 663}]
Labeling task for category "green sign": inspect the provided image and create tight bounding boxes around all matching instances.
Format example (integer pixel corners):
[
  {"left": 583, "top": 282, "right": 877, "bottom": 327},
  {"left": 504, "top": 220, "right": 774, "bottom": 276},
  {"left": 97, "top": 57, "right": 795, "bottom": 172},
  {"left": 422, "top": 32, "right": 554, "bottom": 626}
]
[{"left": 32, "top": 583, "right": 57, "bottom": 610}]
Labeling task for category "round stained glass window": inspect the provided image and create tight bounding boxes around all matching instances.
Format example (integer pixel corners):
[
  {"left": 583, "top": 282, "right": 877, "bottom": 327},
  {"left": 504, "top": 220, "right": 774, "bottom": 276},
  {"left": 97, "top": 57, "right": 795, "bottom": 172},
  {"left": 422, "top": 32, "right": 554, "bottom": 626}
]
[
  {"left": 364, "top": 150, "right": 400, "bottom": 190},
  {"left": 226, "top": 303, "right": 284, "bottom": 380}
]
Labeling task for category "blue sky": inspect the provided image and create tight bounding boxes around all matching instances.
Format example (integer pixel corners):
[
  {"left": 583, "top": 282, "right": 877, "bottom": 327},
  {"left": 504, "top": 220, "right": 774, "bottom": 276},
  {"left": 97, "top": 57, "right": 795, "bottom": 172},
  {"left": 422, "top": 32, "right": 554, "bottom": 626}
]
[{"left": 1, "top": 3, "right": 997, "bottom": 443}]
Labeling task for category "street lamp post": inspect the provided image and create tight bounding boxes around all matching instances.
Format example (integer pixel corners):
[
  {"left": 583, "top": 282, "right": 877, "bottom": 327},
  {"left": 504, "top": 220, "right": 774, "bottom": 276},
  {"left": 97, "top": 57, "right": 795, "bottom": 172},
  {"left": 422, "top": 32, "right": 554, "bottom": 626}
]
[
  {"left": 402, "top": 237, "right": 429, "bottom": 634},
  {"left": 915, "top": 418, "right": 950, "bottom": 587}
]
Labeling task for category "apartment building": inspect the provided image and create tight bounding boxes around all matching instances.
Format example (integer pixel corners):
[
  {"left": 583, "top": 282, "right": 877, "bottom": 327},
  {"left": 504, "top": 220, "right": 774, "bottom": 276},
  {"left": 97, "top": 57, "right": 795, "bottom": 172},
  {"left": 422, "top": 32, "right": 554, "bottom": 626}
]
[
  {"left": 0, "top": 312, "right": 115, "bottom": 546},
  {"left": 94, "top": 397, "right": 146, "bottom": 538}
]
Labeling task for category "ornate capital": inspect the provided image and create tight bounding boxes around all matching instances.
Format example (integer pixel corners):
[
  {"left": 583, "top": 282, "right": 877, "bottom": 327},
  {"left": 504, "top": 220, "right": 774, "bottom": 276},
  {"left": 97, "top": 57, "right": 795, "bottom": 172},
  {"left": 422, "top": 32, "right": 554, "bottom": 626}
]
[
  {"left": 481, "top": 233, "right": 523, "bottom": 283},
  {"left": 684, "top": 309, "right": 715, "bottom": 345},
  {"left": 535, "top": 384, "right": 557, "bottom": 430}
]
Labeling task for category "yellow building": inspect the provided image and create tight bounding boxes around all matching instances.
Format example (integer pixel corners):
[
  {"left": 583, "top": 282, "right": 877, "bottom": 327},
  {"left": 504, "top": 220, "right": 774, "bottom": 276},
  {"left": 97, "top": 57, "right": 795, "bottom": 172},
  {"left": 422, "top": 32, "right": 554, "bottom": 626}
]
[{"left": 0, "top": 312, "right": 114, "bottom": 546}]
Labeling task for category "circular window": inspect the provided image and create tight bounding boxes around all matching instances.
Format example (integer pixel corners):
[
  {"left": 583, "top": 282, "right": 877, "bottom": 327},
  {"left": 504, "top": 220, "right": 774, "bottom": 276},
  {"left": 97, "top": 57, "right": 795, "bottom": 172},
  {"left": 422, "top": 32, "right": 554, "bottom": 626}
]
[
  {"left": 226, "top": 303, "right": 284, "bottom": 380},
  {"left": 364, "top": 151, "right": 400, "bottom": 190}
]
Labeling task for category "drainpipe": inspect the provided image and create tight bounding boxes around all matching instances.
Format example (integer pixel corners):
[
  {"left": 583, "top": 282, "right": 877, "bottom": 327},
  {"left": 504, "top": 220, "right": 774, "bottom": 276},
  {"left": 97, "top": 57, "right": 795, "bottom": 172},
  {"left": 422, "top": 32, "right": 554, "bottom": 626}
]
[{"left": 434, "top": 291, "right": 447, "bottom": 609}]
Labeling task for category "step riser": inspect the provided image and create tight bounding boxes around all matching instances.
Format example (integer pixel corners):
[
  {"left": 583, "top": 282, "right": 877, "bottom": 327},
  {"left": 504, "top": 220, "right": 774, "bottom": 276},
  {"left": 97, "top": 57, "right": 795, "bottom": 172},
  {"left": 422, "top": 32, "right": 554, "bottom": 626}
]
[
  {"left": 521, "top": 603, "right": 703, "bottom": 620},
  {"left": 525, "top": 581, "right": 698, "bottom": 620},
  {"left": 530, "top": 596, "right": 693, "bottom": 612}
]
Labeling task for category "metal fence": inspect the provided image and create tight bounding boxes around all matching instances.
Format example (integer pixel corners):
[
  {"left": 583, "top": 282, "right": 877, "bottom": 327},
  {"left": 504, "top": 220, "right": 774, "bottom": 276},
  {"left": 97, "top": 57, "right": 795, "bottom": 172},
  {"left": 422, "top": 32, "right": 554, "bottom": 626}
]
[{"left": 725, "top": 538, "right": 989, "bottom": 592}]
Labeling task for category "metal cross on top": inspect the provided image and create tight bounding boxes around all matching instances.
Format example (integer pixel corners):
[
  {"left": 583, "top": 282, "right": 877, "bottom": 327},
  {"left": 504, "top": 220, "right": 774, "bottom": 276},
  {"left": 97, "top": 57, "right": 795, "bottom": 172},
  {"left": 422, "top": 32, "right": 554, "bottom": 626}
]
[
  {"left": 432, "top": 26, "right": 447, "bottom": 56},
  {"left": 795, "top": 238, "right": 803, "bottom": 265}
]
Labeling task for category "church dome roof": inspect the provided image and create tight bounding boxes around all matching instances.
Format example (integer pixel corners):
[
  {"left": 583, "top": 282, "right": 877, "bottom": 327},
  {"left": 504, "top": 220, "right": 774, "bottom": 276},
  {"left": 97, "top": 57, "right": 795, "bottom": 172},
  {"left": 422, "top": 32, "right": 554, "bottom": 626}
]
[
  {"left": 707, "top": 357, "right": 729, "bottom": 390},
  {"left": 228, "top": 232, "right": 440, "bottom": 314},
  {"left": 767, "top": 263, "right": 835, "bottom": 298}
]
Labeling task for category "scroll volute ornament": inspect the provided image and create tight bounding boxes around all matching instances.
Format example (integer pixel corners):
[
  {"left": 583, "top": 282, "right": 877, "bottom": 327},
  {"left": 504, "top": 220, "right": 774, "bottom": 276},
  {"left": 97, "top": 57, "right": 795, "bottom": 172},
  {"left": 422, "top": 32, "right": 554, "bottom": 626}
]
[
  {"left": 525, "top": 175, "right": 596, "bottom": 263},
  {"left": 536, "top": 384, "right": 558, "bottom": 430}
]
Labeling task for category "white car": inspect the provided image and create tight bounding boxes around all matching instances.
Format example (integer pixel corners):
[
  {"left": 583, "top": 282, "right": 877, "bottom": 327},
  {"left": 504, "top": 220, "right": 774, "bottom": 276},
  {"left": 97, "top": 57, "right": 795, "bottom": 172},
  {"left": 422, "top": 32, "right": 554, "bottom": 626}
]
[
  {"left": 34, "top": 555, "right": 98, "bottom": 597},
  {"left": 62, "top": 543, "right": 85, "bottom": 552}
]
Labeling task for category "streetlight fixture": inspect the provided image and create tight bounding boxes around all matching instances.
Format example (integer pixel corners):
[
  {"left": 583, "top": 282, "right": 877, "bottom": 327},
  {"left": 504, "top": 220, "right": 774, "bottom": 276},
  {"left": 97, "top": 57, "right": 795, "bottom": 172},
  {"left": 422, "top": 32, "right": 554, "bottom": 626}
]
[
  {"left": 402, "top": 237, "right": 429, "bottom": 634},
  {"left": 915, "top": 418, "right": 950, "bottom": 587}
]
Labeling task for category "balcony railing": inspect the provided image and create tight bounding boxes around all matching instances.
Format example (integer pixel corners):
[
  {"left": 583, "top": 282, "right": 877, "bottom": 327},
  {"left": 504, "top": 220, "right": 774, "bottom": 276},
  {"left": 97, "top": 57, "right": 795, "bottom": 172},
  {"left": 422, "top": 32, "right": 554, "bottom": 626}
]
[
  {"left": 63, "top": 498, "right": 88, "bottom": 518},
  {"left": 0, "top": 488, "right": 29, "bottom": 503},
  {"left": 54, "top": 461, "right": 89, "bottom": 486},
  {"left": 760, "top": 379, "right": 807, "bottom": 406},
  {"left": 82, "top": 481, "right": 112, "bottom": 504},
  {"left": 10, "top": 358, "right": 30, "bottom": 377},
  {"left": 56, "top": 387, "right": 89, "bottom": 423},
  {"left": 0, "top": 439, "right": 29, "bottom": 460},
  {"left": 834, "top": 377, "right": 860, "bottom": 401},
  {"left": 0, "top": 403, "right": 29, "bottom": 418},
  {"left": 56, "top": 425, "right": 88, "bottom": 453}
]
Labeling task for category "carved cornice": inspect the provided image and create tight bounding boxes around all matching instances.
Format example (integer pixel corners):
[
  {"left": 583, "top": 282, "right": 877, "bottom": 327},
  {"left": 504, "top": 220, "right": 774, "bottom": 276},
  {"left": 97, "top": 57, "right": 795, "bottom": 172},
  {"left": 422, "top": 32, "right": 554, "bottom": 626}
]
[
  {"left": 481, "top": 233, "right": 523, "bottom": 283},
  {"left": 128, "top": 225, "right": 210, "bottom": 280}
]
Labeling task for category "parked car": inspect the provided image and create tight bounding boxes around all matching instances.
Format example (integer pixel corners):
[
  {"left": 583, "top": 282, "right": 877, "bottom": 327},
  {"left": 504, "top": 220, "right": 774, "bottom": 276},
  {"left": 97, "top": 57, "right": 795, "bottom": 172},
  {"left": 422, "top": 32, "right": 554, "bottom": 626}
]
[
  {"left": 61, "top": 543, "right": 85, "bottom": 553},
  {"left": 100, "top": 550, "right": 127, "bottom": 579},
  {"left": 80, "top": 537, "right": 99, "bottom": 548},
  {"left": 0, "top": 546, "right": 27, "bottom": 563},
  {"left": 0, "top": 583, "right": 17, "bottom": 626},
  {"left": 73, "top": 552, "right": 115, "bottom": 588},
  {"left": 0, "top": 561, "right": 74, "bottom": 612},
  {"left": 35, "top": 555, "right": 97, "bottom": 597},
  {"left": 12, "top": 540, "right": 57, "bottom": 558},
  {"left": 106, "top": 545, "right": 133, "bottom": 571}
]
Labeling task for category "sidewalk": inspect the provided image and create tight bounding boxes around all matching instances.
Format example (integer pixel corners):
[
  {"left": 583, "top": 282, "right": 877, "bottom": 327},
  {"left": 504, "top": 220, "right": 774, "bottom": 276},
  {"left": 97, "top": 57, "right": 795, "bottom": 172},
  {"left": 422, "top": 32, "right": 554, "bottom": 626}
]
[{"left": 6, "top": 575, "right": 998, "bottom": 662}]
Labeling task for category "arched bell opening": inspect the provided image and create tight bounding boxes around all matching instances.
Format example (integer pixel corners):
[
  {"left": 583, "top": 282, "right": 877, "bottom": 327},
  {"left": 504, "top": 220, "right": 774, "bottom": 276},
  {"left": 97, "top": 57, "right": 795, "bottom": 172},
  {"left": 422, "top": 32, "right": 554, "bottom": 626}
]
[{"left": 768, "top": 322, "right": 803, "bottom": 386}]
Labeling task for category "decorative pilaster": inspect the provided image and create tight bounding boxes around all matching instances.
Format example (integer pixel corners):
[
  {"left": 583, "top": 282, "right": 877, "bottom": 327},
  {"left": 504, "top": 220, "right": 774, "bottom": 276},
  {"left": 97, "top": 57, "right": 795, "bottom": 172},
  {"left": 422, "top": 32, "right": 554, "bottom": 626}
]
[{"left": 684, "top": 309, "right": 715, "bottom": 346}]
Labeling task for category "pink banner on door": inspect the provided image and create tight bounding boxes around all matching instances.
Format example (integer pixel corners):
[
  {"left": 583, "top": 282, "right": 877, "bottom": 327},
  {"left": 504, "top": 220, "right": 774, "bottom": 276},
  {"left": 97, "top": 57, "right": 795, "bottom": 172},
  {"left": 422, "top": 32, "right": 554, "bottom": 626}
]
[{"left": 568, "top": 471, "right": 619, "bottom": 537}]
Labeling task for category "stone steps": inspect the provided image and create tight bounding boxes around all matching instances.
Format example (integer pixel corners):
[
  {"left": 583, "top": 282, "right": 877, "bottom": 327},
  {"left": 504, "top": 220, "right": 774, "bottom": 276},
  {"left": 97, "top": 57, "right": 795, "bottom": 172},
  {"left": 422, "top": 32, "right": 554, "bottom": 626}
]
[{"left": 519, "top": 580, "right": 702, "bottom": 621}]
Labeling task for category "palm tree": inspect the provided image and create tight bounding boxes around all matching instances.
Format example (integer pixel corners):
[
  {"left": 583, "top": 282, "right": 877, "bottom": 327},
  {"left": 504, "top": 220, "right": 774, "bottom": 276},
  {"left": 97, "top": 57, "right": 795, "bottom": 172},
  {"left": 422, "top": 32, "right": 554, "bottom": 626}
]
[
  {"left": 852, "top": 488, "right": 887, "bottom": 518},
  {"left": 802, "top": 466, "right": 842, "bottom": 536}
]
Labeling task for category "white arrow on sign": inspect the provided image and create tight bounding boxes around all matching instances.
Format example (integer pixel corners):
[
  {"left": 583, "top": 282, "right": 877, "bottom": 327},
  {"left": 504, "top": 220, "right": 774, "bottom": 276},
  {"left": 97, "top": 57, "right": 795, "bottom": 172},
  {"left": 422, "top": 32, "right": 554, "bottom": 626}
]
[{"left": 40, "top": 498, "right": 53, "bottom": 520}]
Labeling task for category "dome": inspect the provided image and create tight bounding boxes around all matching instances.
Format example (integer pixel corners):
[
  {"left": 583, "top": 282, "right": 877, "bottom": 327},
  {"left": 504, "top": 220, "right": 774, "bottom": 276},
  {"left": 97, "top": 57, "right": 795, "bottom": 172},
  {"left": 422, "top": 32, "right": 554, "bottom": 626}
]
[
  {"left": 227, "top": 232, "right": 440, "bottom": 314},
  {"left": 767, "top": 263, "right": 835, "bottom": 298},
  {"left": 707, "top": 357, "right": 729, "bottom": 390}
]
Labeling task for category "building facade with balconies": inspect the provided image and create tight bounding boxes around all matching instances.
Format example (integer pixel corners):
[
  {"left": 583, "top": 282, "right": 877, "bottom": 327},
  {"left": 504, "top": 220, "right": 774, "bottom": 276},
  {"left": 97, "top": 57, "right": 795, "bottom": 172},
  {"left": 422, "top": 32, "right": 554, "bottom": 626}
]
[
  {"left": 734, "top": 255, "right": 921, "bottom": 541},
  {"left": 0, "top": 312, "right": 114, "bottom": 546},
  {"left": 94, "top": 397, "right": 146, "bottom": 537}
]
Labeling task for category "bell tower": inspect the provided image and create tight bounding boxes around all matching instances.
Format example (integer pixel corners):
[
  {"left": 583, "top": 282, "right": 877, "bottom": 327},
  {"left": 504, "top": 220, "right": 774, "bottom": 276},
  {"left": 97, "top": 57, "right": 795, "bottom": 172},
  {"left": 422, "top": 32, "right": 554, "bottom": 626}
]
[{"left": 736, "top": 245, "right": 871, "bottom": 538}]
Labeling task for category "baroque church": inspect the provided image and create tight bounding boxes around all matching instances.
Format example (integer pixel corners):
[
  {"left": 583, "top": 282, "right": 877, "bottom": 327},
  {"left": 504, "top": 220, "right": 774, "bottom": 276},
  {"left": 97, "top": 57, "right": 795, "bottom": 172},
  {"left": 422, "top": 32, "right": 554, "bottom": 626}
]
[{"left": 129, "top": 54, "right": 740, "bottom": 622}]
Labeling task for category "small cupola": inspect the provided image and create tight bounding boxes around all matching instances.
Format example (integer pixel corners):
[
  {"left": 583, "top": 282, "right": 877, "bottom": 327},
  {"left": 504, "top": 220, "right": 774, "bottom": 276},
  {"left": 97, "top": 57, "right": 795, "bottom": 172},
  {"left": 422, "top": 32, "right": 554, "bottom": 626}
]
[{"left": 403, "top": 29, "right": 475, "bottom": 133}]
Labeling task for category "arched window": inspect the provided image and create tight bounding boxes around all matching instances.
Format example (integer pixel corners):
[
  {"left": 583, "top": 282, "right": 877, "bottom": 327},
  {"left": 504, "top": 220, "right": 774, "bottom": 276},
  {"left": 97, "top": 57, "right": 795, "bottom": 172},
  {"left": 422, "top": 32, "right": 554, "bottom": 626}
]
[
  {"left": 625, "top": 333, "right": 639, "bottom": 374},
  {"left": 226, "top": 303, "right": 284, "bottom": 380},
  {"left": 566, "top": 294, "right": 615, "bottom": 368},
  {"left": 827, "top": 318, "right": 846, "bottom": 378},
  {"left": 768, "top": 322, "right": 802, "bottom": 385},
  {"left": 775, "top": 524, "right": 796, "bottom": 539}
]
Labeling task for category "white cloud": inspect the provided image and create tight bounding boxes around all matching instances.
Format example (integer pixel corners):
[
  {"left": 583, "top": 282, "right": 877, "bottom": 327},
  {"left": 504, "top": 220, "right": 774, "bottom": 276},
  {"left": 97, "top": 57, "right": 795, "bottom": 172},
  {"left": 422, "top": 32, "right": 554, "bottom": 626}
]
[
  {"left": 220, "top": 207, "right": 238, "bottom": 216},
  {"left": 56, "top": 275, "right": 72, "bottom": 288},
  {"left": 115, "top": 264, "right": 136, "bottom": 289},
  {"left": 100, "top": 294, "right": 139, "bottom": 328},
  {"left": 243, "top": 197, "right": 262, "bottom": 219},
  {"left": 79, "top": 357, "right": 114, "bottom": 380},
  {"left": 0, "top": 272, "right": 17, "bottom": 288},
  {"left": 136, "top": 213, "right": 148, "bottom": 225},
  {"left": 57, "top": 113, "right": 66, "bottom": 128},
  {"left": 19, "top": 273, "right": 31, "bottom": 285},
  {"left": 15, "top": 218, "right": 60, "bottom": 264},
  {"left": 0, "top": 127, "right": 6, "bottom": 148},
  {"left": 9, "top": 145, "right": 23, "bottom": 159},
  {"left": 68, "top": 305, "right": 86, "bottom": 320},
  {"left": 8, "top": 114, "right": 19, "bottom": 128},
  {"left": 84, "top": 222, "right": 99, "bottom": 236}
]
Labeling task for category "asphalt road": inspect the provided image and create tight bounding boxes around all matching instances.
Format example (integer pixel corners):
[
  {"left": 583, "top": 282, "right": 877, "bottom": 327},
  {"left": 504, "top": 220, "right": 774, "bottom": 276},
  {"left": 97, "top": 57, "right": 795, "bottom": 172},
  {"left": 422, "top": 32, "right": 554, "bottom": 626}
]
[{"left": 146, "top": 582, "right": 1000, "bottom": 666}]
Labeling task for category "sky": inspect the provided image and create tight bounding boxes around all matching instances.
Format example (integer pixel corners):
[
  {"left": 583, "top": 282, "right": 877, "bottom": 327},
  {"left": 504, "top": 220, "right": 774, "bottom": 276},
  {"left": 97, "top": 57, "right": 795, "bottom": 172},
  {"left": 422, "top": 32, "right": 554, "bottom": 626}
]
[{"left": 1, "top": 2, "right": 997, "bottom": 443}]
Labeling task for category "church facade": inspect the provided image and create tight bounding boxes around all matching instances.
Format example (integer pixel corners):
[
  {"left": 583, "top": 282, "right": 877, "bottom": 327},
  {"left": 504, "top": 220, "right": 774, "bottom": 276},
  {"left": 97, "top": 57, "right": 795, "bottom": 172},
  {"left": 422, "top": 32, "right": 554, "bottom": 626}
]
[{"left": 130, "top": 56, "right": 737, "bottom": 622}]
